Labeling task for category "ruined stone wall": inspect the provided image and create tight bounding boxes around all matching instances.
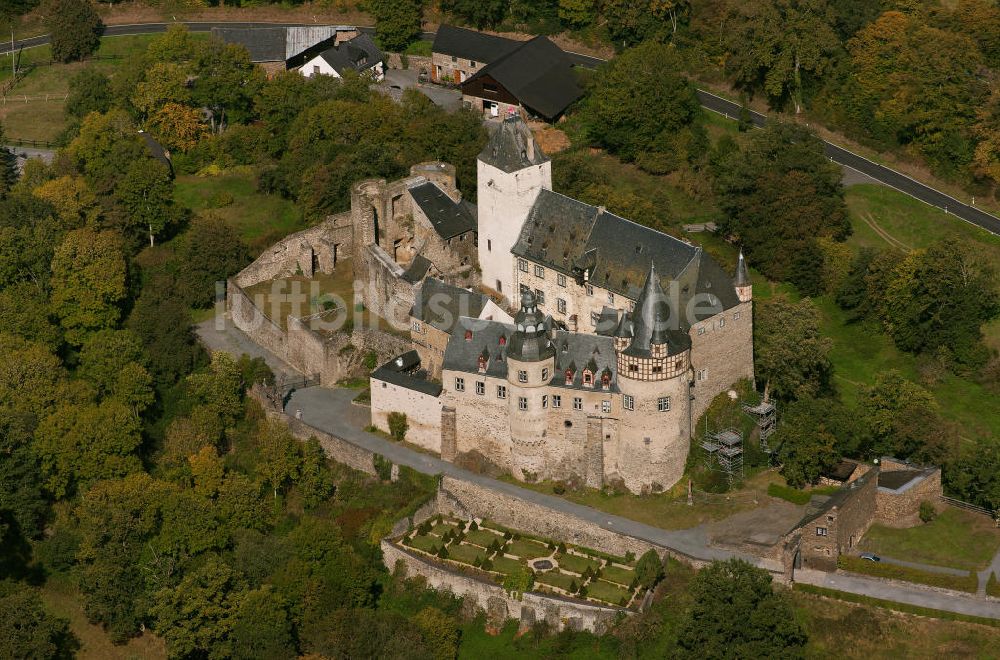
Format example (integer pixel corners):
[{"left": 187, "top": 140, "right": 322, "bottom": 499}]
[
  {"left": 228, "top": 280, "right": 288, "bottom": 362},
  {"left": 235, "top": 216, "right": 350, "bottom": 288},
  {"left": 369, "top": 377, "right": 444, "bottom": 453},
  {"left": 382, "top": 541, "right": 622, "bottom": 634},
  {"left": 361, "top": 244, "right": 417, "bottom": 327},
  {"left": 410, "top": 202, "right": 477, "bottom": 283},
  {"left": 876, "top": 470, "right": 943, "bottom": 528},
  {"left": 689, "top": 301, "right": 754, "bottom": 423},
  {"left": 438, "top": 476, "right": 660, "bottom": 559}
]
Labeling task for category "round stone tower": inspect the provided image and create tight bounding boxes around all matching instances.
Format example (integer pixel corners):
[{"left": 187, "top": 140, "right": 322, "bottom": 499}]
[
  {"left": 505, "top": 289, "right": 555, "bottom": 481},
  {"left": 613, "top": 264, "right": 692, "bottom": 493}
]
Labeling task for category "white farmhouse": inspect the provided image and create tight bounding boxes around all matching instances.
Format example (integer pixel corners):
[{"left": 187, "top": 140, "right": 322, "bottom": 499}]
[{"left": 300, "top": 33, "right": 385, "bottom": 82}]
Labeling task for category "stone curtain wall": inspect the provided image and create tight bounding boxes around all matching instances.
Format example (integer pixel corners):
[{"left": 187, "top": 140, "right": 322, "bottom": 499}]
[
  {"left": 876, "top": 470, "right": 943, "bottom": 528},
  {"left": 234, "top": 216, "right": 350, "bottom": 288},
  {"left": 369, "top": 377, "right": 444, "bottom": 452},
  {"left": 688, "top": 300, "right": 755, "bottom": 424},
  {"left": 438, "top": 476, "right": 660, "bottom": 559},
  {"left": 228, "top": 280, "right": 288, "bottom": 360},
  {"left": 263, "top": 406, "right": 379, "bottom": 478},
  {"left": 381, "top": 541, "right": 622, "bottom": 634}
]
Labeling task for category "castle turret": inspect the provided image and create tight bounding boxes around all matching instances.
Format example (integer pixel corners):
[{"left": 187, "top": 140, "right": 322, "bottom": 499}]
[
  {"left": 734, "top": 250, "right": 752, "bottom": 303},
  {"left": 506, "top": 289, "right": 555, "bottom": 481},
  {"left": 612, "top": 264, "right": 692, "bottom": 493},
  {"left": 476, "top": 116, "right": 551, "bottom": 302}
]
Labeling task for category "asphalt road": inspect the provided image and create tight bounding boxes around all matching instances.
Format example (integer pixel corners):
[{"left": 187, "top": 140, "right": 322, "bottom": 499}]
[{"left": 7, "top": 21, "right": 999, "bottom": 237}]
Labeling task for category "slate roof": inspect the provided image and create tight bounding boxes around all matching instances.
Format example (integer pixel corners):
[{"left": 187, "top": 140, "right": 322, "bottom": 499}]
[
  {"left": 409, "top": 181, "right": 476, "bottom": 239},
  {"left": 139, "top": 131, "right": 173, "bottom": 176},
  {"left": 794, "top": 468, "right": 878, "bottom": 532},
  {"left": 508, "top": 290, "right": 555, "bottom": 362},
  {"left": 212, "top": 27, "right": 287, "bottom": 62},
  {"left": 432, "top": 24, "right": 520, "bottom": 63},
  {"left": 400, "top": 254, "right": 432, "bottom": 284},
  {"left": 371, "top": 350, "right": 442, "bottom": 396},
  {"left": 442, "top": 317, "right": 514, "bottom": 379},
  {"left": 553, "top": 330, "right": 618, "bottom": 391},
  {"left": 478, "top": 116, "right": 549, "bottom": 173},
  {"left": 411, "top": 279, "right": 490, "bottom": 335},
  {"left": 624, "top": 264, "right": 692, "bottom": 357},
  {"left": 512, "top": 189, "right": 742, "bottom": 328},
  {"left": 463, "top": 36, "right": 583, "bottom": 120},
  {"left": 878, "top": 470, "right": 929, "bottom": 492},
  {"left": 315, "top": 34, "right": 383, "bottom": 76}
]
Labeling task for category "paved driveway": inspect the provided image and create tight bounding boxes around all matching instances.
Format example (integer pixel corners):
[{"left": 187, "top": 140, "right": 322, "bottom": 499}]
[{"left": 380, "top": 69, "right": 462, "bottom": 112}]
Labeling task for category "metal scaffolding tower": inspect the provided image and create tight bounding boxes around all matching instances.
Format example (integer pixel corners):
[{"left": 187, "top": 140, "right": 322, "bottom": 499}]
[
  {"left": 742, "top": 399, "right": 777, "bottom": 453},
  {"left": 700, "top": 428, "right": 744, "bottom": 485}
]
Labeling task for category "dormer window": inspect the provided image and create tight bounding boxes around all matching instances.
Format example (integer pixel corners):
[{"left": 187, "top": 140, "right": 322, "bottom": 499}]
[
  {"left": 565, "top": 369, "right": 574, "bottom": 385},
  {"left": 601, "top": 372, "right": 611, "bottom": 390},
  {"left": 465, "top": 330, "right": 473, "bottom": 341},
  {"left": 498, "top": 335, "right": 507, "bottom": 346},
  {"left": 478, "top": 355, "right": 487, "bottom": 372},
  {"left": 583, "top": 371, "right": 593, "bottom": 387}
]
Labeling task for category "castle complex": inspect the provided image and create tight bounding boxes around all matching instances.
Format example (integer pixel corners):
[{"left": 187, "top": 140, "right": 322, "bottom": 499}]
[{"left": 369, "top": 117, "right": 755, "bottom": 494}]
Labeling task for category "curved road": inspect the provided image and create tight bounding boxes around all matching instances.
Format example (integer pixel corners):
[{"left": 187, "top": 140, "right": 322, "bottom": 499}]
[{"left": 6, "top": 21, "right": 999, "bottom": 236}]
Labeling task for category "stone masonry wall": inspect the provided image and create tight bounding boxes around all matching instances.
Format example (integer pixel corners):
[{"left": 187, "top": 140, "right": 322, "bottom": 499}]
[
  {"left": 235, "top": 214, "right": 350, "bottom": 288},
  {"left": 798, "top": 470, "right": 878, "bottom": 572},
  {"left": 688, "top": 300, "right": 754, "bottom": 424},
  {"left": 369, "top": 377, "right": 444, "bottom": 453},
  {"left": 264, "top": 408, "right": 378, "bottom": 478},
  {"left": 438, "top": 476, "right": 659, "bottom": 559},
  {"left": 876, "top": 469, "right": 943, "bottom": 528},
  {"left": 381, "top": 541, "right": 622, "bottom": 634},
  {"left": 228, "top": 280, "right": 288, "bottom": 361}
]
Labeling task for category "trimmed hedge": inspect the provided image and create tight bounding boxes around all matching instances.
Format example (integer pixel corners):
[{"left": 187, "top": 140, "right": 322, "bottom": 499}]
[{"left": 838, "top": 555, "right": 978, "bottom": 593}]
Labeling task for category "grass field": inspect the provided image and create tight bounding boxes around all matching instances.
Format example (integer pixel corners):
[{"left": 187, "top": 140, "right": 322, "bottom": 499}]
[
  {"left": 586, "top": 579, "right": 631, "bottom": 605},
  {"left": 838, "top": 555, "right": 979, "bottom": 593},
  {"left": 506, "top": 539, "right": 551, "bottom": 560},
  {"left": 554, "top": 552, "right": 600, "bottom": 575},
  {"left": 464, "top": 528, "right": 502, "bottom": 548},
  {"left": 407, "top": 533, "right": 441, "bottom": 554},
  {"left": 491, "top": 555, "right": 524, "bottom": 575},
  {"left": 448, "top": 542, "right": 487, "bottom": 566},
  {"left": 174, "top": 172, "right": 306, "bottom": 248},
  {"left": 534, "top": 570, "right": 578, "bottom": 592},
  {"left": 601, "top": 564, "right": 636, "bottom": 586},
  {"left": 40, "top": 574, "right": 167, "bottom": 659},
  {"left": 859, "top": 507, "right": 1000, "bottom": 571}
]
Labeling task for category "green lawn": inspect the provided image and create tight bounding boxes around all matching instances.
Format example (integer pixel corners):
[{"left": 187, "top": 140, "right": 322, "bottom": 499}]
[
  {"left": 506, "top": 539, "right": 551, "bottom": 560},
  {"left": 534, "top": 570, "right": 579, "bottom": 592},
  {"left": 464, "top": 528, "right": 502, "bottom": 548},
  {"left": 407, "top": 533, "right": 441, "bottom": 554},
  {"left": 858, "top": 507, "right": 1000, "bottom": 571},
  {"left": 838, "top": 555, "right": 979, "bottom": 593},
  {"left": 174, "top": 172, "right": 306, "bottom": 249},
  {"left": 490, "top": 555, "right": 525, "bottom": 575},
  {"left": 586, "top": 579, "right": 632, "bottom": 606},
  {"left": 601, "top": 564, "right": 636, "bottom": 587},
  {"left": 555, "top": 552, "right": 600, "bottom": 575},
  {"left": 447, "top": 542, "right": 487, "bottom": 566}
]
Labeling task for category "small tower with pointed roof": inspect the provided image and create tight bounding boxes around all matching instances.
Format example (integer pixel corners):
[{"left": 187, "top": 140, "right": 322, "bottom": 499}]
[
  {"left": 476, "top": 116, "right": 551, "bottom": 303},
  {"left": 734, "top": 250, "right": 752, "bottom": 303},
  {"left": 616, "top": 264, "right": 691, "bottom": 382}
]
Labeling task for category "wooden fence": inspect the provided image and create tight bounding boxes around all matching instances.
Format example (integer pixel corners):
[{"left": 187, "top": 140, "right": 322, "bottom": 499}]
[{"left": 941, "top": 495, "right": 996, "bottom": 521}]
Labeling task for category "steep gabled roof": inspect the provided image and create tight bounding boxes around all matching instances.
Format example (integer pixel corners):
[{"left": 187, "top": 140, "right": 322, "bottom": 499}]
[
  {"left": 431, "top": 24, "right": 520, "bottom": 63},
  {"left": 463, "top": 36, "right": 583, "bottom": 119},
  {"left": 409, "top": 181, "right": 476, "bottom": 239},
  {"left": 478, "top": 116, "right": 549, "bottom": 173},
  {"left": 315, "top": 34, "right": 383, "bottom": 76}
]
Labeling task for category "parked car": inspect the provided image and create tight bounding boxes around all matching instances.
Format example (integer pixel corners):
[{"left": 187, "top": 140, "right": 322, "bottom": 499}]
[{"left": 859, "top": 553, "right": 881, "bottom": 562}]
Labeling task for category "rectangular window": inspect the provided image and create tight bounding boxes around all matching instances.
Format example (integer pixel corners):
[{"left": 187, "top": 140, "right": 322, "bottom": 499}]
[
  {"left": 816, "top": 527, "right": 828, "bottom": 537},
  {"left": 476, "top": 381, "right": 485, "bottom": 395},
  {"left": 608, "top": 292, "right": 615, "bottom": 305},
  {"left": 534, "top": 264, "right": 545, "bottom": 278},
  {"left": 487, "top": 239, "right": 492, "bottom": 252},
  {"left": 557, "top": 273, "right": 567, "bottom": 287},
  {"left": 698, "top": 369, "right": 707, "bottom": 381},
  {"left": 497, "top": 385, "right": 507, "bottom": 399},
  {"left": 518, "top": 259, "right": 528, "bottom": 272},
  {"left": 542, "top": 368, "right": 549, "bottom": 381},
  {"left": 535, "top": 289, "right": 545, "bottom": 305},
  {"left": 518, "top": 370, "right": 528, "bottom": 383},
  {"left": 573, "top": 397, "right": 582, "bottom": 411},
  {"left": 557, "top": 298, "right": 567, "bottom": 314},
  {"left": 601, "top": 400, "right": 611, "bottom": 413},
  {"left": 719, "top": 318, "right": 726, "bottom": 328},
  {"left": 697, "top": 326, "right": 706, "bottom": 335},
  {"left": 313, "top": 65, "right": 320, "bottom": 74},
  {"left": 658, "top": 396, "right": 671, "bottom": 412},
  {"left": 542, "top": 395, "right": 548, "bottom": 409},
  {"left": 470, "top": 59, "right": 476, "bottom": 66},
  {"left": 412, "top": 320, "right": 422, "bottom": 332},
  {"left": 623, "top": 395, "right": 634, "bottom": 411},
  {"left": 586, "top": 284, "right": 594, "bottom": 296},
  {"left": 518, "top": 396, "right": 528, "bottom": 411},
  {"left": 455, "top": 377, "right": 465, "bottom": 392},
  {"left": 552, "top": 395, "right": 561, "bottom": 408},
  {"left": 590, "top": 311, "right": 600, "bottom": 327},
  {"left": 734, "top": 311, "right": 741, "bottom": 321}
]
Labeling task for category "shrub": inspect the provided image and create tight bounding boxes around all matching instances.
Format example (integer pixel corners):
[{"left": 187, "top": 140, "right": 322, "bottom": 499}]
[
  {"left": 557, "top": 542, "right": 567, "bottom": 554},
  {"left": 469, "top": 520, "right": 479, "bottom": 531},
  {"left": 438, "top": 546, "right": 449, "bottom": 559},
  {"left": 919, "top": 501, "right": 937, "bottom": 524},
  {"left": 625, "top": 551, "right": 635, "bottom": 563},
  {"left": 988, "top": 572, "right": 1000, "bottom": 598},
  {"left": 387, "top": 412, "right": 408, "bottom": 442},
  {"left": 363, "top": 350, "right": 379, "bottom": 370},
  {"left": 635, "top": 550, "right": 664, "bottom": 589},
  {"left": 569, "top": 580, "right": 578, "bottom": 592}
]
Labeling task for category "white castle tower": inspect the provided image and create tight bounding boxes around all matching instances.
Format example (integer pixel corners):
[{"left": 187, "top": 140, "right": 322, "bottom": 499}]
[{"left": 476, "top": 116, "right": 551, "bottom": 302}]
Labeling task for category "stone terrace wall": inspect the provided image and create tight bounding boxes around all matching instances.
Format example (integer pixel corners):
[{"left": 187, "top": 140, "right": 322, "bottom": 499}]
[
  {"left": 266, "top": 408, "right": 379, "bottom": 478},
  {"left": 438, "top": 476, "right": 660, "bottom": 560},
  {"left": 382, "top": 541, "right": 622, "bottom": 634}
]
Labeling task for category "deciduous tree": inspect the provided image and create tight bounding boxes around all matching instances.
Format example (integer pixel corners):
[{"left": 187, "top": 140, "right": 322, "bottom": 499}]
[
  {"left": 753, "top": 295, "right": 833, "bottom": 401},
  {"left": 43, "top": 0, "right": 101, "bottom": 63},
  {"left": 49, "top": 228, "right": 127, "bottom": 346}
]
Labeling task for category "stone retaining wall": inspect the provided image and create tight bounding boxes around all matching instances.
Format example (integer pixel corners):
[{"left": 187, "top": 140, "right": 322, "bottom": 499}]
[{"left": 382, "top": 541, "right": 622, "bottom": 634}]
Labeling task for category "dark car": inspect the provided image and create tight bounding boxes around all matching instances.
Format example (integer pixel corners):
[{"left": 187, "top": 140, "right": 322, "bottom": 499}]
[{"left": 859, "top": 553, "right": 881, "bottom": 562}]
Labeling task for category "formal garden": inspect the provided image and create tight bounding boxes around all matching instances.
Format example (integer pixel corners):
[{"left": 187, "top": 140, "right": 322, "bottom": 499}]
[{"left": 397, "top": 515, "right": 661, "bottom": 609}]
